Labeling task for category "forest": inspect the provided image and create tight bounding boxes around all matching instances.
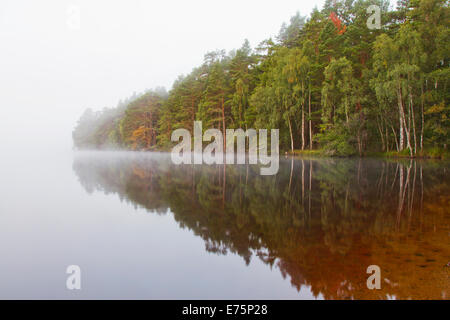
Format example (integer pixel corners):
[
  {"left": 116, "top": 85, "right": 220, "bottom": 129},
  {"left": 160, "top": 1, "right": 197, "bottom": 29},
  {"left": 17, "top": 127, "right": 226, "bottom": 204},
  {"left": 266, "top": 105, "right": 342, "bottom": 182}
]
[{"left": 72, "top": 0, "right": 449, "bottom": 158}]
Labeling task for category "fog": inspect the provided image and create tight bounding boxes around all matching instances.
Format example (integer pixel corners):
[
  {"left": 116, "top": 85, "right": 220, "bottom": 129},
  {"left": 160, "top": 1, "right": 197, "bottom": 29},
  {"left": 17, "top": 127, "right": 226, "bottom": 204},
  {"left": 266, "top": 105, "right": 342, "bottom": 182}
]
[{"left": 0, "top": 0, "right": 326, "bottom": 153}]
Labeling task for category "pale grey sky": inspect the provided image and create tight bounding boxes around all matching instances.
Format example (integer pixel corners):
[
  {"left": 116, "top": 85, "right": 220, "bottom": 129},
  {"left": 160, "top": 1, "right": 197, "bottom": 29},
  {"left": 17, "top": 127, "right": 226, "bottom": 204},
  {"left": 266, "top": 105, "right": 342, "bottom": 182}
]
[{"left": 0, "top": 0, "right": 326, "bottom": 151}]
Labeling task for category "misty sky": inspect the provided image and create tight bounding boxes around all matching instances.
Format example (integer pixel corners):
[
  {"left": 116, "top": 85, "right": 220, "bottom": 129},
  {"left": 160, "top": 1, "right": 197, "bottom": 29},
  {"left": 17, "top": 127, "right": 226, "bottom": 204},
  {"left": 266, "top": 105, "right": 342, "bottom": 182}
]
[{"left": 0, "top": 0, "right": 329, "bottom": 151}]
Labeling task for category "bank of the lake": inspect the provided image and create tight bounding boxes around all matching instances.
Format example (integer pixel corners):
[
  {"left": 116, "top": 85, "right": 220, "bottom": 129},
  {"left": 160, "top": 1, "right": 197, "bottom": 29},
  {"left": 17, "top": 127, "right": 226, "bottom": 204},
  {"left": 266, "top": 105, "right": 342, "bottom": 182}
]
[{"left": 289, "top": 147, "right": 449, "bottom": 160}]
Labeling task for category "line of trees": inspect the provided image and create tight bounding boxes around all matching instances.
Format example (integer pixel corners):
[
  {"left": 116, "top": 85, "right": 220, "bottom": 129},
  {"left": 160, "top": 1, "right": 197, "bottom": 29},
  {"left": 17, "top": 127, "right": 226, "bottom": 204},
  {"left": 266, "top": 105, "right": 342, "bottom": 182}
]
[{"left": 73, "top": 0, "right": 449, "bottom": 157}]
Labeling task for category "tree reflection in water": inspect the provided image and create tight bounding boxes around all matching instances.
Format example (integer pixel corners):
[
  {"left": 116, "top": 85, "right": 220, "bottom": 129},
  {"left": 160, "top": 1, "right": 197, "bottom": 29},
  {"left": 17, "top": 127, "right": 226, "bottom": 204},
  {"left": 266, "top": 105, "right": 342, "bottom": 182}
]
[{"left": 73, "top": 152, "right": 449, "bottom": 299}]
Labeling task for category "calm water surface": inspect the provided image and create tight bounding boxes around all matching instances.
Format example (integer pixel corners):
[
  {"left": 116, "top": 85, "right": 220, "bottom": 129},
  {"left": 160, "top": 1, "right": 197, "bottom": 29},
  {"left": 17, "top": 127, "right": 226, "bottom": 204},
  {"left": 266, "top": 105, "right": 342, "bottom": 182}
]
[{"left": 0, "top": 151, "right": 448, "bottom": 299}]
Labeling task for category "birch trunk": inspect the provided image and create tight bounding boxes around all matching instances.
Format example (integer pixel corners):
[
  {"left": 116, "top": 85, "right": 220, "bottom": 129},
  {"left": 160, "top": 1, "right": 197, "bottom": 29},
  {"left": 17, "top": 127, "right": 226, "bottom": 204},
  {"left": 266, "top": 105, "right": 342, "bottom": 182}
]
[
  {"left": 288, "top": 116, "right": 294, "bottom": 154},
  {"left": 301, "top": 103, "right": 305, "bottom": 150},
  {"left": 309, "top": 82, "right": 312, "bottom": 150}
]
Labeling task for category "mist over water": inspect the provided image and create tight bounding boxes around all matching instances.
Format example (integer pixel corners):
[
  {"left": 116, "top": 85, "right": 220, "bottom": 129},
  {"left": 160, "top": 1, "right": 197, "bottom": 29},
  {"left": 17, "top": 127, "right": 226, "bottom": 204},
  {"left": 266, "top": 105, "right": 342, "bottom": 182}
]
[
  {"left": 0, "top": 151, "right": 320, "bottom": 299},
  {"left": 2, "top": 151, "right": 447, "bottom": 299},
  {"left": 0, "top": 0, "right": 448, "bottom": 301}
]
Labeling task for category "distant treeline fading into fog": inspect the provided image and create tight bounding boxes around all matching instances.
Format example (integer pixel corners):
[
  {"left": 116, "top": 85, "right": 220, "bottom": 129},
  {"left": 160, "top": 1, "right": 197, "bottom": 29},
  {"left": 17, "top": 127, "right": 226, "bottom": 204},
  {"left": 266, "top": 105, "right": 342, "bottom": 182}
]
[{"left": 73, "top": 0, "right": 449, "bottom": 157}]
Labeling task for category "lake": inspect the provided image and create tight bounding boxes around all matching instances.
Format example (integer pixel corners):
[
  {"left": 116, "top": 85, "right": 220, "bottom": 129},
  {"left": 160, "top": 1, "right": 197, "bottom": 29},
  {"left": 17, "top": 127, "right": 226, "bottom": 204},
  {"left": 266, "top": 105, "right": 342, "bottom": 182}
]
[{"left": 0, "top": 151, "right": 448, "bottom": 299}]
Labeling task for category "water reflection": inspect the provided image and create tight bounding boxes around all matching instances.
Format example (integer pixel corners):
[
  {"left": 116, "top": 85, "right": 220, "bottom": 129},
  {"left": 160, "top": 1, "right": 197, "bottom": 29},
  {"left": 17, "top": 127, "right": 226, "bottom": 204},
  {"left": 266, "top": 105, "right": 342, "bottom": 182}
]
[{"left": 73, "top": 152, "right": 450, "bottom": 299}]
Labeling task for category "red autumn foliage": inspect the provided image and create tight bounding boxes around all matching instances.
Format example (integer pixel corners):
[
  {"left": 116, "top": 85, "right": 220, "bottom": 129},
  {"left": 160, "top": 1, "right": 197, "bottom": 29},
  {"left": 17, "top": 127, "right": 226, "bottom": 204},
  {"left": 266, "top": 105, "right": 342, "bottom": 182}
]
[{"left": 329, "top": 12, "right": 347, "bottom": 35}]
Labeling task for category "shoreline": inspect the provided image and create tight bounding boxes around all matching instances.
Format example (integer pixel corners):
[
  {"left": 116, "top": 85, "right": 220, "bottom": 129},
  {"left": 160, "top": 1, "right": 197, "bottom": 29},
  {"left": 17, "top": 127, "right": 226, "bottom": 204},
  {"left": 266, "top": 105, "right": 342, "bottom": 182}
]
[
  {"left": 287, "top": 149, "right": 449, "bottom": 160},
  {"left": 73, "top": 148, "right": 449, "bottom": 161}
]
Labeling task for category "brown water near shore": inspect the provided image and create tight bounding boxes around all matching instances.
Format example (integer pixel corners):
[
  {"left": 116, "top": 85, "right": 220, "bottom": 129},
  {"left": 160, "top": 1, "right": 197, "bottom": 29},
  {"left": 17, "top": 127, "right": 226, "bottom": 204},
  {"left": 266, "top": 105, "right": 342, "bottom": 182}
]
[{"left": 71, "top": 152, "right": 449, "bottom": 300}]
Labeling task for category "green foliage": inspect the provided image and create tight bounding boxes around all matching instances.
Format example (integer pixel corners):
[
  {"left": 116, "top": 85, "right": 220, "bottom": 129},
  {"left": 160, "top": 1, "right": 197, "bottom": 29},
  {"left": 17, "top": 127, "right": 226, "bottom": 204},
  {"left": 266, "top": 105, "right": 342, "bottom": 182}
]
[
  {"left": 73, "top": 0, "right": 450, "bottom": 157},
  {"left": 316, "top": 124, "right": 357, "bottom": 156}
]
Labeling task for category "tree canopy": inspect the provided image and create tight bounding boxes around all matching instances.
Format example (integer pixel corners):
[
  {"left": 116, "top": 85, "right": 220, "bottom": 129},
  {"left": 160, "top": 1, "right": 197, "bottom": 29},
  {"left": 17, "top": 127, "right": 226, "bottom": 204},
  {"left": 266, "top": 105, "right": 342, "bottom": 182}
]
[{"left": 73, "top": 0, "right": 449, "bottom": 157}]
